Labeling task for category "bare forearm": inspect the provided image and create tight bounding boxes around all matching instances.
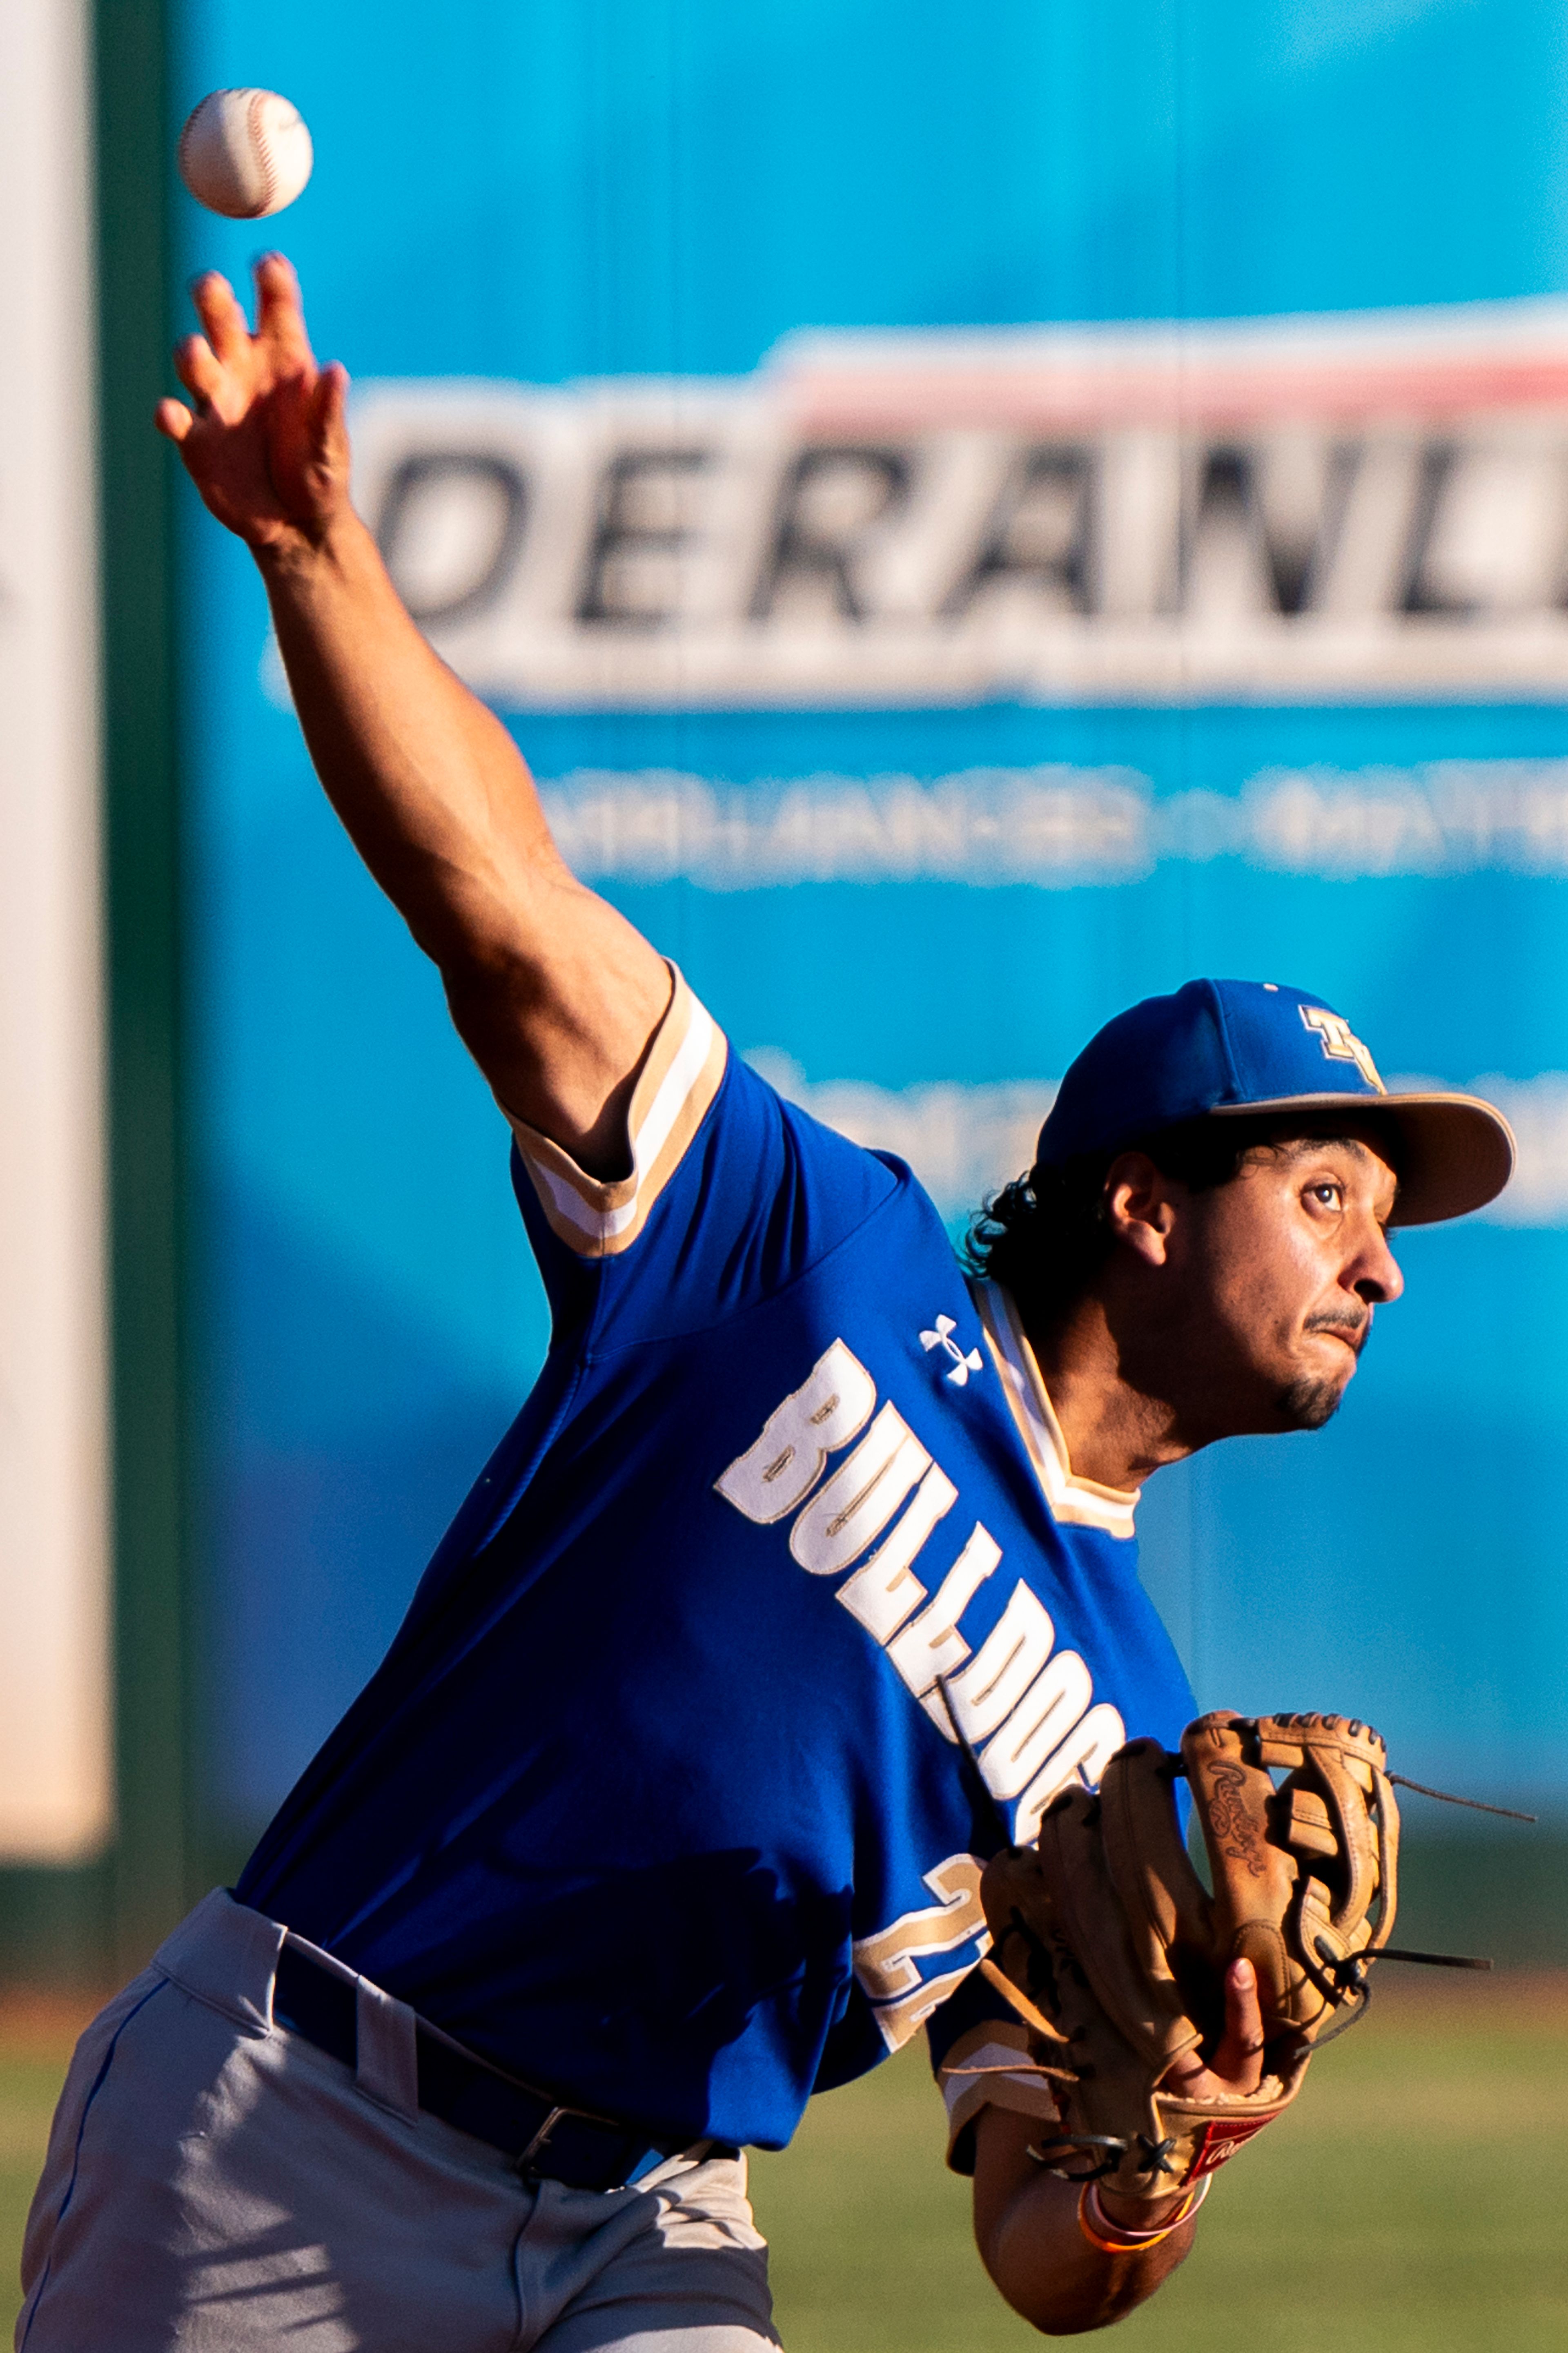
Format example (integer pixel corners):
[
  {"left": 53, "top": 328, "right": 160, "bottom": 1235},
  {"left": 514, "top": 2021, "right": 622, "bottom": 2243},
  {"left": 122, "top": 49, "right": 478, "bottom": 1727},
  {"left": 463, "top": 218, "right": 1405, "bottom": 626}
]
[
  {"left": 259, "top": 512, "right": 557, "bottom": 972},
  {"left": 257, "top": 512, "right": 668, "bottom": 1155},
  {"left": 973, "top": 2112, "right": 1194, "bottom": 2334},
  {"left": 981, "top": 2179, "right": 1193, "bottom": 2333}
]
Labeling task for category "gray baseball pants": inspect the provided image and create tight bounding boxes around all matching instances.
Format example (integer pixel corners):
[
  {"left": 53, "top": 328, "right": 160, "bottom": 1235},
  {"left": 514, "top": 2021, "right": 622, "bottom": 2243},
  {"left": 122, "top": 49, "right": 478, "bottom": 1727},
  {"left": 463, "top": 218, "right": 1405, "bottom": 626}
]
[{"left": 16, "top": 1891, "right": 778, "bottom": 2353}]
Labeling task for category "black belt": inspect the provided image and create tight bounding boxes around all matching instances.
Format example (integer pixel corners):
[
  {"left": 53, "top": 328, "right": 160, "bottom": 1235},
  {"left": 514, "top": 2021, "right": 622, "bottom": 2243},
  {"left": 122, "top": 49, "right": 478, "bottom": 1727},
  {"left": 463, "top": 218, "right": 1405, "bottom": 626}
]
[{"left": 272, "top": 1941, "right": 717, "bottom": 2191}]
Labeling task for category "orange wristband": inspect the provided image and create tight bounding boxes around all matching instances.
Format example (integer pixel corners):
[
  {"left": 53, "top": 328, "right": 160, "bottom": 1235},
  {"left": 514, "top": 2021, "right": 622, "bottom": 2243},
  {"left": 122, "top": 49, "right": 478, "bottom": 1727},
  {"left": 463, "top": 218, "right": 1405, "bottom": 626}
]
[{"left": 1076, "top": 2174, "right": 1209, "bottom": 2255}]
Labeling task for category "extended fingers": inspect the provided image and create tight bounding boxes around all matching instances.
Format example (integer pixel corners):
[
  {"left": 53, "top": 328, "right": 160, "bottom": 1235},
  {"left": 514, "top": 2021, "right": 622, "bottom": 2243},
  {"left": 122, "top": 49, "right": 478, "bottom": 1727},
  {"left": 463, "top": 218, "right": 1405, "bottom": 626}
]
[
  {"left": 173, "top": 332, "right": 226, "bottom": 408},
  {"left": 288, "top": 361, "right": 351, "bottom": 505},
  {"left": 254, "top": 252, "right": 315, "bottom": 371},
  {"left": 310, "top": 360, "right": 350, "bottom": 446},
  {"left": 154, "top": 397, "right": 194, "bottom": 444},
  {"left": 191, "top": 270, "right": 252, "bottom": 367}
]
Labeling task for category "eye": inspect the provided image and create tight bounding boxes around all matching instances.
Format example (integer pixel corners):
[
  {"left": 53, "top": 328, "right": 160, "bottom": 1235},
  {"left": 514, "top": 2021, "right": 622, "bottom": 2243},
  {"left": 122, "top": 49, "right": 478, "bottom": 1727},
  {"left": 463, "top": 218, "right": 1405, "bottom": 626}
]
[{"left": 1306, "top": 1180, "right": 1344, "bottom": 1210}]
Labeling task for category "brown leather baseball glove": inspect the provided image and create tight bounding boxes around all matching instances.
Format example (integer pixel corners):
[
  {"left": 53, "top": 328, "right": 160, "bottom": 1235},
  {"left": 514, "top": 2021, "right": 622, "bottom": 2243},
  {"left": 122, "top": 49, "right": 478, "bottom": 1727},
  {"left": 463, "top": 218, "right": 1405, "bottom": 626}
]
[{"left": 977, "top": 1711, "right": 1399, "bottom": 2200}]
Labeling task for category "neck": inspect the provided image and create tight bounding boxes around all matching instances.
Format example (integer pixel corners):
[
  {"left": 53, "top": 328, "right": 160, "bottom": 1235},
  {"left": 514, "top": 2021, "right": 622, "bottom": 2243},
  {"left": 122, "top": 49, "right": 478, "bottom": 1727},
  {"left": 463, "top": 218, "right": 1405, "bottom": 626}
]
[{"left": 1022, "top": 1292, "right": 1196, "bottom": 1493}]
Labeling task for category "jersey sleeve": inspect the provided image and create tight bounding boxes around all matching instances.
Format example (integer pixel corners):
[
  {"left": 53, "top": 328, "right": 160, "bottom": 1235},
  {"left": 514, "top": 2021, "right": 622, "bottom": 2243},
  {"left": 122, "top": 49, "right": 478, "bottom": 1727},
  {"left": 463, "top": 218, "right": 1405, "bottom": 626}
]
[
  {"left": 504, "top": 966, "right": 729, "bottom": 1264},
  {"left": 926, "top": 1967, "right": 1061, "bottom": 2177},
  {"left": 503, "top": 963, "right": 902, "bottom": 1349}
]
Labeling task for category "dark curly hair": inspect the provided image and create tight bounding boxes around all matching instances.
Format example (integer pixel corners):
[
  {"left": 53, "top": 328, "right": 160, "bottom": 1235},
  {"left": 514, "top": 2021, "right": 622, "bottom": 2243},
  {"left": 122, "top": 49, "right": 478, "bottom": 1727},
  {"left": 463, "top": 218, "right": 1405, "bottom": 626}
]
[{"left": 963, "top": 1115, "right": 1306, "bottom": 1336}]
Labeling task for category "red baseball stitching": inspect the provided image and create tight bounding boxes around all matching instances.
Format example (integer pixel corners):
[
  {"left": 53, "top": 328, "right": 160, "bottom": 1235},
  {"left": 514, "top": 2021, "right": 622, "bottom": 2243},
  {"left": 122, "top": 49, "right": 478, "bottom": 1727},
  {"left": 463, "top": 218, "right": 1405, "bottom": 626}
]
[{"left": 247, "top": 89, "right": 277, "bottom": 218}]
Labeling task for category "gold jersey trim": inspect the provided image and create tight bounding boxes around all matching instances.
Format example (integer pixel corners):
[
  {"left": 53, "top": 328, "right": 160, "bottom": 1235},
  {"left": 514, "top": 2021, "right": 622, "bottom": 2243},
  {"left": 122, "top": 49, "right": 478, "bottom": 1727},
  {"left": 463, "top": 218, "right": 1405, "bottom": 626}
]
[
  {"left": 969, "top": 1279, "right": 1139, "bottom": 1540},
  {"left": 505, "top": 966, "right": 728, "bottom": 1258}
]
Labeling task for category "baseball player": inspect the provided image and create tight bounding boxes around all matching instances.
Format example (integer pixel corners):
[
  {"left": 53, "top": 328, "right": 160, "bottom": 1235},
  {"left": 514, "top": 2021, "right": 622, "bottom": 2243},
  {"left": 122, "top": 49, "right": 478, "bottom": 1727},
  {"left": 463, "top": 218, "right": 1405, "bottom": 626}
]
[{"left": 17, "top": 259, "right": 1515, "bottom": 2352}]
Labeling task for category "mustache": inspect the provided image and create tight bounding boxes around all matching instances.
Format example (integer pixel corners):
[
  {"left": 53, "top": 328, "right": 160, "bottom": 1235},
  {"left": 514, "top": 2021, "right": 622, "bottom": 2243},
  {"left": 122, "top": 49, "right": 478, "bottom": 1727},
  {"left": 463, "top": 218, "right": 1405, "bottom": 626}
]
[{"left": 1303, "top": 1308, "right": 1371, "bottom": 1356}]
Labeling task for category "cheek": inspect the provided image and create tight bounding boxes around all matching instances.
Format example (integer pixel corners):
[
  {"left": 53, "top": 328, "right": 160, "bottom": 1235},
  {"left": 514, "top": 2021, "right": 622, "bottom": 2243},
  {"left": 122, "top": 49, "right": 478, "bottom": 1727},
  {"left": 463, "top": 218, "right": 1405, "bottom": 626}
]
[{"left": 1210, "top": 1218, "right": 1323, "bottom": 1341}]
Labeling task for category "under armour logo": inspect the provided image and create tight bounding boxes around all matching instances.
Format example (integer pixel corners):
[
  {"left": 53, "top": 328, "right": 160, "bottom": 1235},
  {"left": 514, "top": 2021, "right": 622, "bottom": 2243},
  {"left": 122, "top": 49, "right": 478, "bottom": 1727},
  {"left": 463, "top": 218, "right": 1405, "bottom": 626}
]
[
  {"left": 920, "top": 1314, "right": 984, "bottom": 1385},
  {"left": 1299, "top": 1004, "right": 1385, "bottom": 1093}
]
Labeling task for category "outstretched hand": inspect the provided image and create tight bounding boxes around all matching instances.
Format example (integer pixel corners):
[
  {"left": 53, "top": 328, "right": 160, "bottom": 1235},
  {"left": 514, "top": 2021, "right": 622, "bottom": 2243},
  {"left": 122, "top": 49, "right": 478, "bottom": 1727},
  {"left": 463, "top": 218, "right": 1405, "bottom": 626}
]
[{"left": 156, "top": 254, "right": 350, "bottom": 555}]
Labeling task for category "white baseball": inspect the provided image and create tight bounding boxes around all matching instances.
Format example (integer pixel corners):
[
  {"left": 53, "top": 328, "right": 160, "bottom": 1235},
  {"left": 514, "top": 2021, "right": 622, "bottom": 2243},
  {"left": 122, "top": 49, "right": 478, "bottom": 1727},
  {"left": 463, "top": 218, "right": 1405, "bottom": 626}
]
[{"left": 178, "top": 89, "right": 314, "bottom": 220}]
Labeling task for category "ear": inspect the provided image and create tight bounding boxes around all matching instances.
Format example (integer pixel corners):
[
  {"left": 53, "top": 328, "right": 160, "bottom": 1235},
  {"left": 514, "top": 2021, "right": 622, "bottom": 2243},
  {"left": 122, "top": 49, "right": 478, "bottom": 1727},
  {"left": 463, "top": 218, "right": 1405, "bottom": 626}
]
[{"left": 1104, "top": 1151, "right": 1179, "bottom": 1268}]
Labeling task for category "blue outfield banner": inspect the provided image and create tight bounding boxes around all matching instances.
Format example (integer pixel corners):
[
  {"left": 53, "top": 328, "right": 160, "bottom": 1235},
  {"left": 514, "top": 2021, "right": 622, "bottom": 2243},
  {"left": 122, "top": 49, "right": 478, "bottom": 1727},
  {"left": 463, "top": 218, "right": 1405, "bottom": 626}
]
[{"left": 175, "top": 2, "right": 1568, "bottom": 1828}]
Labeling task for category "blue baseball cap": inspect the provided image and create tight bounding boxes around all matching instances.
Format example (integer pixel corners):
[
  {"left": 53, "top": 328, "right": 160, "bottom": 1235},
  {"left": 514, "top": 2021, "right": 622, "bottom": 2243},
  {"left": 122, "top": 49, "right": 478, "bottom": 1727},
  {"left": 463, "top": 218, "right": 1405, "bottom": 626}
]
[{"left": 1035, "top": 979, "right": 1514, "bottom": 1227}]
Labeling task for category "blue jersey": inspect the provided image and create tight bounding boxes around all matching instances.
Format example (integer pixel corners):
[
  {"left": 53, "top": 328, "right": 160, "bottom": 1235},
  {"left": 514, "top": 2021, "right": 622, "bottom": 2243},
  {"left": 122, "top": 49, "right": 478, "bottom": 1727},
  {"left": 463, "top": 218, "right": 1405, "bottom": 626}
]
[{"left": 238, "top": 972, "right": 1194, "bottom": 2152}]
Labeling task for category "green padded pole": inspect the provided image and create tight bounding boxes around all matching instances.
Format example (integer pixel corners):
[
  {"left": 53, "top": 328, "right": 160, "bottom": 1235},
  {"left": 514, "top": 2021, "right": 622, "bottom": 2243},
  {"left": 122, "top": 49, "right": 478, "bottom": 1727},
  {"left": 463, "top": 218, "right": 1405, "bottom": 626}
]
[{"left": 96, "top": 0, "right": 192, "bottom": 1978}]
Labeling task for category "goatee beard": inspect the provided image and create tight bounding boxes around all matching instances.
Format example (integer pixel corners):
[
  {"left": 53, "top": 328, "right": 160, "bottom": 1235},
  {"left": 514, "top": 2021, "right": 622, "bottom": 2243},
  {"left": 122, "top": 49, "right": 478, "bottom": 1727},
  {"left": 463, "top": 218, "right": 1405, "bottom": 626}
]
[{"left": 1276, "top": 1376, "right": 1345, "bottom": 1431}]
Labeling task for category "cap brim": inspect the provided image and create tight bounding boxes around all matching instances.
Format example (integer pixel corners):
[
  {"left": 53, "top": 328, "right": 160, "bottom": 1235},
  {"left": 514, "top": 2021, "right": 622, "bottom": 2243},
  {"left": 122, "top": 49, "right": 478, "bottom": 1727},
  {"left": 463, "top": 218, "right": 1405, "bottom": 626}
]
[{"left": 1206, "top": 1091, "right": 1516, "bottom": 1226}]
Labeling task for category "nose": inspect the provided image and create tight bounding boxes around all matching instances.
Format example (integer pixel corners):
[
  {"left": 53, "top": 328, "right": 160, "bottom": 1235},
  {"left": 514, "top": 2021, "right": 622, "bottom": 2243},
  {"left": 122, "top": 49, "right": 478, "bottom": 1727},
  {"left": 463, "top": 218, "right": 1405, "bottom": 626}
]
[{"left": 1352, "top": 1219, "right": 1403, "bottom": 1307}]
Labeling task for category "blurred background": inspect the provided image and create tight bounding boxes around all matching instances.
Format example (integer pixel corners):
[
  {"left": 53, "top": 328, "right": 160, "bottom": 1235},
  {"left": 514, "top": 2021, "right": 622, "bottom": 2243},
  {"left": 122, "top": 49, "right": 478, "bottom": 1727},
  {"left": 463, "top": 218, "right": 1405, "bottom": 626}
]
[{"left": 3, "top": 2, "right": 1568, "bottom": 2344}]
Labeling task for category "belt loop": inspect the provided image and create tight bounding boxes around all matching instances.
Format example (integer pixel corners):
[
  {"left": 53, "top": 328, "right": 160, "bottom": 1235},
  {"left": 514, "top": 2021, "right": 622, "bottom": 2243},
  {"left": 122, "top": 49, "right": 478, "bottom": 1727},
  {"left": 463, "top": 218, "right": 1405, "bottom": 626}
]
[
  {"left": 155, "top": 1891, "right": 287, "bottom": 2036},
  {"left": 355, "top": 1976, "right": 421, "bottom": 2120}
]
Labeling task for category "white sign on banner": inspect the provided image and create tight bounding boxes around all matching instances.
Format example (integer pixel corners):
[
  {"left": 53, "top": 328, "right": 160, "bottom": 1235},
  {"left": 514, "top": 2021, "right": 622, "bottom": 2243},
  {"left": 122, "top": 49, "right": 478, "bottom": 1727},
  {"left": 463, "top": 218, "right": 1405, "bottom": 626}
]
[
  {"left": 0, "top": 0, "right": 110, "bottom": 1860},
  {"left": 337, "top": 303, "right": 1568, "bottom": 711}
]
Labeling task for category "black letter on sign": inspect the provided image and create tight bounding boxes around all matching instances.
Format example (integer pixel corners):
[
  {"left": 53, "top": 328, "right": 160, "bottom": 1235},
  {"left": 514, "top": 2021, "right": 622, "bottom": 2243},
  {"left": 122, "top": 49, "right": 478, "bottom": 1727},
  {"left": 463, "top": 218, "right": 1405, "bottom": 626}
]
[
  {"left": 942, "top": 445, "right": 1097, "bottom": 617},
  {"left": 751, "top": 446, "right": 912, "bottom": 622},
  {"left": 577, "top": 449, "right": 711, "bottom": 627},
  {"left": 1181, "top": 443, "right": 1357, "bottom": 616},
  {"left": 376, "top": 453, "right": 529, "bottom": 626},
  {"left": 1399, "top": 444, "right": 1473, "bottom": 615}
]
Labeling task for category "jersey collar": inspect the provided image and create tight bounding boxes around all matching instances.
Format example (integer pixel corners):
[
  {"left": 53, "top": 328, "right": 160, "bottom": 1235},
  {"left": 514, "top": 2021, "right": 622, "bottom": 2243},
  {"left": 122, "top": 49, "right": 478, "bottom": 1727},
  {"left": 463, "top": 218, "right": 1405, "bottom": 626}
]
[{"left": 969, "top": 1278, "right": 1139, "bottom": 1541}]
